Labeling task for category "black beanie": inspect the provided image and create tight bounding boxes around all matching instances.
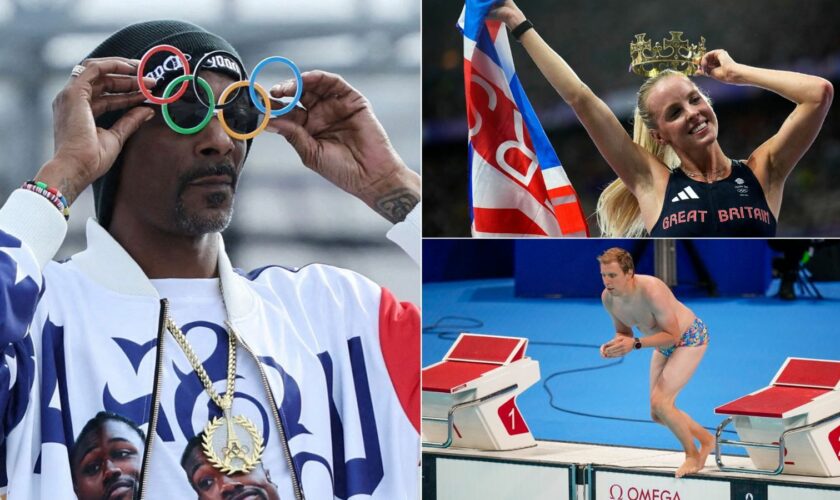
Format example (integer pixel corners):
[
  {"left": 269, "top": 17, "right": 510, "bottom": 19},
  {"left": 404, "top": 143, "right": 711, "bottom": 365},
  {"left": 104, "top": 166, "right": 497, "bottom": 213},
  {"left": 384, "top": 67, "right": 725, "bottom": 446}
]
[{"left": 85, "top": 20, "right": 249, "bottom": 229}]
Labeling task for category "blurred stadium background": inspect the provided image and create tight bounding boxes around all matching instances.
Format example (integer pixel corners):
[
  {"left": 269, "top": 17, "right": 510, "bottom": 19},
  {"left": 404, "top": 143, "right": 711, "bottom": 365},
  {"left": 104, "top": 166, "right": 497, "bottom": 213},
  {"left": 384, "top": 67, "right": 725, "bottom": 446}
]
[
  {"left": 0, "top": 0, "right": 420, "bottom": 303},
  {"left": 423, "top": 0, "right": 840, "bottom": 237}
]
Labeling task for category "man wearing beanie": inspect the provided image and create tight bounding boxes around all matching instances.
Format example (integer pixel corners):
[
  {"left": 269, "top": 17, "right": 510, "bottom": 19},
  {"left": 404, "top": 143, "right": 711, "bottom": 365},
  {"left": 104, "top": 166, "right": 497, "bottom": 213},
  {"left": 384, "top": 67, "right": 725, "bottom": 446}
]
[{"left": 0, "top": 20, "right": 420, "bottom": 500}]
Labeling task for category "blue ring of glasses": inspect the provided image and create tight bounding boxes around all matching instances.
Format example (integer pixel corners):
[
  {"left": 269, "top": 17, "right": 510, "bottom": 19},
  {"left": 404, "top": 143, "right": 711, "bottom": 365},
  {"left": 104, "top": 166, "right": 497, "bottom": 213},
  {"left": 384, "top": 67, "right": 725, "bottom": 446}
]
[{"left": 248, "top": 56, "right": 303, "bottom": 117}]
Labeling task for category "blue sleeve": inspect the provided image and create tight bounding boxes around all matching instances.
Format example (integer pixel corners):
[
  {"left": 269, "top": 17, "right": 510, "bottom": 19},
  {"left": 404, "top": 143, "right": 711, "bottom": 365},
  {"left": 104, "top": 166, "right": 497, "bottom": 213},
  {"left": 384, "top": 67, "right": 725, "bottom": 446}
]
[
  {"left": 0, "top": 230, "right": 43, "bottom": 344},
  {"left": 0, "top": 189, "right": 66, "bottom": 451},
  {"left": 0, "top": 230, "right": 42, "bottom": 445}
]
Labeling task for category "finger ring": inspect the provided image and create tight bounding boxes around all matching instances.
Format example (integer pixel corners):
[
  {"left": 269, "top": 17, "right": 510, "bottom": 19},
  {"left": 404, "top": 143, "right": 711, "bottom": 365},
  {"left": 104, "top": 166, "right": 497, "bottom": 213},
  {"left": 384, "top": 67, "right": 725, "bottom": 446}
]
[{"left": 70, "top": 64, "right": 86, "bottom": 78}]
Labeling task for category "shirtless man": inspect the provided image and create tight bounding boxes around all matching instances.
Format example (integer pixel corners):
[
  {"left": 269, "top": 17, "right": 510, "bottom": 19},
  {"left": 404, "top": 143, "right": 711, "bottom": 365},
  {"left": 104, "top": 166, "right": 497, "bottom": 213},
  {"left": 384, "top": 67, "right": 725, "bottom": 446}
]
[{"left": 597, "top": 247, "right": 713, "bottom": 478}]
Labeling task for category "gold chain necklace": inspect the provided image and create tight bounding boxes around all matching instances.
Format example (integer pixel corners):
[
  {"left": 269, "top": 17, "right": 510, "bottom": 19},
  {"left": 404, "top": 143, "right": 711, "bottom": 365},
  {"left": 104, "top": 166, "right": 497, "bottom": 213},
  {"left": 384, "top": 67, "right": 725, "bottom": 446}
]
[
  {"left": 165, "top": 311, "right": 264, "bottom": 474},
  {"left": 682, "top": 168, "right": 722, "bottom": 183},
  {"left": 681, "top": 160, "right": 730, "bottom": 183}
]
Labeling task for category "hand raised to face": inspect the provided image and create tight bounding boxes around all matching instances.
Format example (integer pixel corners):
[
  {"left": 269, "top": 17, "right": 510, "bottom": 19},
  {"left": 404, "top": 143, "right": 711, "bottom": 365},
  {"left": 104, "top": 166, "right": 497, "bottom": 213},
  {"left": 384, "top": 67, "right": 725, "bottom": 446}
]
[
  {"left": 40, "top": 57, "right": 156, "bottom": 205},
  {"left": 266, "top": 70, "right": 420, "bottom": 223}
]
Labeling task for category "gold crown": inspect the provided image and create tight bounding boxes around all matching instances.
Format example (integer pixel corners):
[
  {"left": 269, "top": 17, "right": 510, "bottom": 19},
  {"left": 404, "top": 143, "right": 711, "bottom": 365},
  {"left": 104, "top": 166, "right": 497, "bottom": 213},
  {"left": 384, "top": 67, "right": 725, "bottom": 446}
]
[{"left": 630, "top": 32, "right": 706, "bottom": 78}]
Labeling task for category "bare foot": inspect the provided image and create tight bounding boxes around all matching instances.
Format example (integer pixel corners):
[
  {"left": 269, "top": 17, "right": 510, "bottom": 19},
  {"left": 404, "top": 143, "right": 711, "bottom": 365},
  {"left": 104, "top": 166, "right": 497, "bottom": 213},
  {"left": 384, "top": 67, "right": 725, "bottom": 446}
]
[
  {"left": 675, "top": 456, "right": 703, "bottom": 478},
  {"left": 697, "top": 433, "right": 715, "bottom": 470}
]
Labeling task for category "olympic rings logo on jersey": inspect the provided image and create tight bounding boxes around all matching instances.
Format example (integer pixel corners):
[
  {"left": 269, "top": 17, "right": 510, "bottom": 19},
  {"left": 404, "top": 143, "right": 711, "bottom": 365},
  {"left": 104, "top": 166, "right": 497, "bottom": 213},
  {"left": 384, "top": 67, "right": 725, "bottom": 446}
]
[{"left": 137, "top": 44, "right": 303, "bottom": 140}]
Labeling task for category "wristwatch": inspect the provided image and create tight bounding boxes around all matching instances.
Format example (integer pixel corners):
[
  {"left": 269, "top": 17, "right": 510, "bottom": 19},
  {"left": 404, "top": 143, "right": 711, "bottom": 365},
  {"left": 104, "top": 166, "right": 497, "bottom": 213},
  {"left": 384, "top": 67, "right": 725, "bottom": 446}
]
[{"left": 633, "top": 337, "right": 642, "bottom": 350}]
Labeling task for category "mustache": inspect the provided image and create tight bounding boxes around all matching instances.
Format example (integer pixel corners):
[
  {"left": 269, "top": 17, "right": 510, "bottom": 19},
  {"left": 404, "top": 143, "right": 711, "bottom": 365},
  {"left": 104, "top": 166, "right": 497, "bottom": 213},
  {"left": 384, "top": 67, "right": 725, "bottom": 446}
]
[
  {"left": 103, "top": 476, "right": 137, "bottom": 500},
  {"left": 230, "top": 486, "right": 269, "bottom": 500},
  {"left": 176, "top": 163, "right": 239, "bottom": 195}
]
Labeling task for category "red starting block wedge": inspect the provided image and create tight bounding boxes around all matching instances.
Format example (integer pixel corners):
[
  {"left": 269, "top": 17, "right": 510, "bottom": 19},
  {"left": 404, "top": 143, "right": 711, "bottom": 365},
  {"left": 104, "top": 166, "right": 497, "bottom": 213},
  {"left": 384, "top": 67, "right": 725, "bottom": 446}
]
[
  {"left": 422, "top": 333, "right": 540, "bottom": 451},
  {"left": 714, "top": 357, "right": 840, "bottom": 476}
]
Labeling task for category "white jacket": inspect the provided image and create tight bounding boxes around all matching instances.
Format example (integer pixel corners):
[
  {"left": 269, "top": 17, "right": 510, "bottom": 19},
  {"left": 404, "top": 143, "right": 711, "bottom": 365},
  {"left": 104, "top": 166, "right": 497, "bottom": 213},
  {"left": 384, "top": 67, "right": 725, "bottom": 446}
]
[{"left": 0, "top": 189, "right": 420, "bottom": 499}]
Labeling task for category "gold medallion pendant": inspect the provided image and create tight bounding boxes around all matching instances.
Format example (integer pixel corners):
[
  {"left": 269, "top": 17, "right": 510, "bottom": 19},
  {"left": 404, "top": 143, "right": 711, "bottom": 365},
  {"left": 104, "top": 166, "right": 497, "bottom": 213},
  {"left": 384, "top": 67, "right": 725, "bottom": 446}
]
[
  {"left": 165, "top": 311, "right": 265, "bottom": 476},
  {"left": 203, "top": 409, "right": 265, "bottom": 474}
]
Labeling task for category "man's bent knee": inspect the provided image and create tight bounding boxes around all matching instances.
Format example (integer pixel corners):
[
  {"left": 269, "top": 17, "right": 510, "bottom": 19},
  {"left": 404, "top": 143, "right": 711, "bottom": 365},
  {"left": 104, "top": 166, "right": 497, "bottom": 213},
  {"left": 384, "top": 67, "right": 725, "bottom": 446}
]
[
  {"left": 650, "top": 409, "right": 662, "bottom": 423},
  {"left": 650, "top": 398, "right": 672, "bottom": 421}
]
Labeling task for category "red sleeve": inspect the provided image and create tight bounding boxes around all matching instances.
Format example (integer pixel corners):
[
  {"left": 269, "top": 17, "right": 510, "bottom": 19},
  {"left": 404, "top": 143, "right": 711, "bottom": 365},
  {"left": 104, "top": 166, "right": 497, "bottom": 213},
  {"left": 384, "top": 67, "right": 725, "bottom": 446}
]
[{"left": 378, "top": 287, "right": 420, "bottom": 433}]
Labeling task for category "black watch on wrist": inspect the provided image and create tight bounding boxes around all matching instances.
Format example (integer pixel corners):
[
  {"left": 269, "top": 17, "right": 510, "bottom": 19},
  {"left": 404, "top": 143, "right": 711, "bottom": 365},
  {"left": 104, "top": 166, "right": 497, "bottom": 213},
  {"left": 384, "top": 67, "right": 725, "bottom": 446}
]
[
  {"left": 511, "top": 19, "right": 534, "bottom": 41},
  {"left": 633, "top": 337, "right": 642, "bottom": 350}
]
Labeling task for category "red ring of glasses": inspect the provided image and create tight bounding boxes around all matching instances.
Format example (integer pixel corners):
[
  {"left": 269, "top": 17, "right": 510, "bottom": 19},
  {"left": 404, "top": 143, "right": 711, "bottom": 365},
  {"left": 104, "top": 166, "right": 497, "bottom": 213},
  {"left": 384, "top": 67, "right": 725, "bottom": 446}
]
[{"left": 137, "top": 44, "right": 191, "bottom": 104}]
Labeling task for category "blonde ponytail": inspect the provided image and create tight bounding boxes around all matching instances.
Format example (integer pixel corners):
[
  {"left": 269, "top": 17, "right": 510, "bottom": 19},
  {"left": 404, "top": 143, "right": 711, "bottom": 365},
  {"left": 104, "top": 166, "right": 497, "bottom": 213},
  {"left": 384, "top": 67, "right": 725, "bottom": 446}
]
[
  {"left": 596, "top": 70, "right": 684, "bottom": 236},
  {"left": 596, "top": 175, "right": 646, "bottom": 237}
]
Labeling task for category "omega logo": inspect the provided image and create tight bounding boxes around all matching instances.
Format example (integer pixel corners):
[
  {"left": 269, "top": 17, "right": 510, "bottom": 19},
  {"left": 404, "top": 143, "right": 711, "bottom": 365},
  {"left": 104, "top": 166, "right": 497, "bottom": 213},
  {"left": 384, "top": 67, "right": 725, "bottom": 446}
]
[{"left": 609, "top": 483, "right": 682, "bottom": 500}]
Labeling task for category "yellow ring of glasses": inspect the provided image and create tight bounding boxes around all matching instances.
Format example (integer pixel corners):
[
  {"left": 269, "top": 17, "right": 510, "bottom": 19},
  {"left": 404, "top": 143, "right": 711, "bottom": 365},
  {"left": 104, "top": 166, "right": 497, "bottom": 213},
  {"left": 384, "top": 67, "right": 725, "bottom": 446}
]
[{"left": 218, "top": 81, "right": 272, "bottom": 141}]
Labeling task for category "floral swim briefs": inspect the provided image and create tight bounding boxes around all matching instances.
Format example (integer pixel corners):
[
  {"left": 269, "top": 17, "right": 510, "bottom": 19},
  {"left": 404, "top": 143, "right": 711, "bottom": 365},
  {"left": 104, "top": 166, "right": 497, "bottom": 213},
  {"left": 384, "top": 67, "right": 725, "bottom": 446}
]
[{"left": 657, "top": 317, "right": 709, "bottom": 358}]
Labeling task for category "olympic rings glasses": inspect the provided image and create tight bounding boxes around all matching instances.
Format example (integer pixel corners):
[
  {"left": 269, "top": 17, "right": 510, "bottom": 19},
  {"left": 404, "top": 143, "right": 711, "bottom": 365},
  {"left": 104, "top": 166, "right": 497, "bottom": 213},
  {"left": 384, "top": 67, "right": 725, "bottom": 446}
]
[{"left": 137, "top": 44, "right": 303, "bottom": 140}]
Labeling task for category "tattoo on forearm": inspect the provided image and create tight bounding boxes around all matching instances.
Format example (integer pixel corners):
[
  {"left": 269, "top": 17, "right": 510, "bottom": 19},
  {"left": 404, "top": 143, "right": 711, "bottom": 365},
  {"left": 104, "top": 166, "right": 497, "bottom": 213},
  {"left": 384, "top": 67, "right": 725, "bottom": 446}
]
[
  {"left": 374, "top": 188, "right": 420, "bottom": 224},
  {"left": 58, "top": 177, "right": 77, "bottom": 206}
]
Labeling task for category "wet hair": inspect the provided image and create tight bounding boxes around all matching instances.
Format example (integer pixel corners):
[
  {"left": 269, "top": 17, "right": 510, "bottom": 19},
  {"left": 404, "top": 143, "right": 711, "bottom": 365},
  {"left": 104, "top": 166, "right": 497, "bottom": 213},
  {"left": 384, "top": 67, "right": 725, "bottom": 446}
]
[
  {"left": 596, "top": 70, "right": 711, "bottom": 236},
  {"left": 597, "top": 247, "right": 634, "bottom": 274}
]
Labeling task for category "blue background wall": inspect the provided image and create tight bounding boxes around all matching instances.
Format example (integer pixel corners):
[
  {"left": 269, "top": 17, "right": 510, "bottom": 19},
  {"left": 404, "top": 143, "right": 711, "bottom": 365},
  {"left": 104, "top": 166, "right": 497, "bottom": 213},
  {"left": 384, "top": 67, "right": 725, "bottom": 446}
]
[
  {"left": 424, "top": 239, "right": 774, "bottom": 297},
  {"left": 423, "top": 239, "right": 514, "bottom": 283},
  {"left": 515, "top": 240, "right": 772, "bottom": 297}
]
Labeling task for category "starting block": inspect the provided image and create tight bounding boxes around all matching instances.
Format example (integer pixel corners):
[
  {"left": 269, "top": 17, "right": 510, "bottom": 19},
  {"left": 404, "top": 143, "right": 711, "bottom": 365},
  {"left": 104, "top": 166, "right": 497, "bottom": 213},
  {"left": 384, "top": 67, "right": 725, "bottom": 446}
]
[
  {"left": 422, "top": 333, "right": 540, "bottom": 451},
  {"left": 714, "top": 357, "right": 840, "bottom": 476}
]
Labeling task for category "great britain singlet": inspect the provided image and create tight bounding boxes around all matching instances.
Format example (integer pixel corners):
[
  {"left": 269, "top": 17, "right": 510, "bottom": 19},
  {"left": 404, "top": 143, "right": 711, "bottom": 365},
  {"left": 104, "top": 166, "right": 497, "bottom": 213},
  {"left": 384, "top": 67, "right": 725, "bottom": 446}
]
[{"left": 650, "top": 160, "right": 777, "bottom": 237}]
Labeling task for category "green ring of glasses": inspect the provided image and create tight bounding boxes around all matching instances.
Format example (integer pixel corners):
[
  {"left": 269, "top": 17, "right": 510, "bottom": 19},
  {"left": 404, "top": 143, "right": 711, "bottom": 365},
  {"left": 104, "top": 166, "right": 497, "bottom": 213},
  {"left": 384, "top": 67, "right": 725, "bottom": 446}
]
[{"left": 161, "top": 75, "right": 216, "bottom": 135}]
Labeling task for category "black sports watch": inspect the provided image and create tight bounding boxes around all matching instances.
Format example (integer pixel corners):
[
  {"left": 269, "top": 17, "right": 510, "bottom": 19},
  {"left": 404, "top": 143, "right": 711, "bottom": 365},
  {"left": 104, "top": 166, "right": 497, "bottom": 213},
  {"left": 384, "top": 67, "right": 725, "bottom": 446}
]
[{"left": 633, "top": 337, "right": 642, "bottom": 350}]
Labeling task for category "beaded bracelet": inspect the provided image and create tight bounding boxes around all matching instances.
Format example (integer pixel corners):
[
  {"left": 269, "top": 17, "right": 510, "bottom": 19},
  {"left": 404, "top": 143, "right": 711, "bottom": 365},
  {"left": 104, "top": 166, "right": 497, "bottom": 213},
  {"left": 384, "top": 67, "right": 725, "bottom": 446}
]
[{"left": 21, "top": 180, "right": 70, "bottom": 220}]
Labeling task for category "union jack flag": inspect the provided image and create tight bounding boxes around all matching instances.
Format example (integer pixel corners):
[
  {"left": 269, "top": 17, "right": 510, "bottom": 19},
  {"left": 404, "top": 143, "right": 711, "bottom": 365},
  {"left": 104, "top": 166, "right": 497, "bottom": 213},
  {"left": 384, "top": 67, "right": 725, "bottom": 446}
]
[{"left": 459, "top": 1, "right": 588, "bottom": 237}]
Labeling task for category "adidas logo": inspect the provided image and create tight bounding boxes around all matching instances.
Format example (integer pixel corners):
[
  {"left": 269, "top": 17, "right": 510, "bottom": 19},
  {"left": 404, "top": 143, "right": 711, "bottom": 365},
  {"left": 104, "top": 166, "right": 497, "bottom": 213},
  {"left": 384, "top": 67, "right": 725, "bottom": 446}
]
[{"left": 672, "top": 186, "right": 700, "bottom": 202}]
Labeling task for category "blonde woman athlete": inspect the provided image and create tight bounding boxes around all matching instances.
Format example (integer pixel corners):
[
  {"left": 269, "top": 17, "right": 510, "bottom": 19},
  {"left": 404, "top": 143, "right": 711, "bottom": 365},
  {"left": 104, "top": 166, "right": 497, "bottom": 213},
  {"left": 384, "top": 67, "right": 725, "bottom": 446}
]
[{"left": 490, "top": 0, "right": 833, "bottom": 236}]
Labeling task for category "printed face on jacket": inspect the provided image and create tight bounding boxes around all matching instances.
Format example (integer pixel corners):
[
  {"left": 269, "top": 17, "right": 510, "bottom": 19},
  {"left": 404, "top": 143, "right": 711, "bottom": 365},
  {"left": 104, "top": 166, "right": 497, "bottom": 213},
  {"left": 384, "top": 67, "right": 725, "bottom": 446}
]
[
  {"left": 182, "top": 438, "right": 280, "bottom": 500},
  {"left": 70, "top": 413, "right": 145, "bottom": 500}
]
